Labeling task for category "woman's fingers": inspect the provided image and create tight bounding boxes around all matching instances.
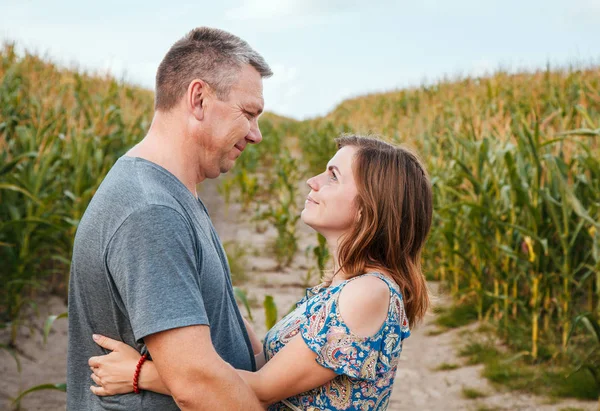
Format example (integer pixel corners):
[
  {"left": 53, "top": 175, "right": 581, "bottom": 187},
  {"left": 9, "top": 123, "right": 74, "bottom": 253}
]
[
  {"left": 90, "top": 374, "right": 112, "bottom": 396},
  {"left": 90, "top": 373, "right": 102, "bottom": 386},
  {"left": 90, "top": 385, "right": 110, "bottom": 397},
  {"left": 92, "top": 334, "right": 122, "bottom": 351},
  {"left": 88, "top": 356, "right": 100, "bottom": 368}
]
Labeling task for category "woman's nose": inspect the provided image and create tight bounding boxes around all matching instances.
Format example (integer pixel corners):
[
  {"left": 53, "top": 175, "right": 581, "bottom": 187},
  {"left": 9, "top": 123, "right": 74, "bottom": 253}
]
[{"left": 307, "top": 176, "right": 318, "bottom": 191}]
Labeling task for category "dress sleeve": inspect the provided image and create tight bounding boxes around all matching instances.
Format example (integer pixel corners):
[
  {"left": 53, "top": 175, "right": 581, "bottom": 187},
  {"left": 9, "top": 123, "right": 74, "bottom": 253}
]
[
  {"left": 295, "top": 283, "right": 326, "bottom": 308},
  {"left": 298, "top": 289, "right": 404, "bottom": 381}
]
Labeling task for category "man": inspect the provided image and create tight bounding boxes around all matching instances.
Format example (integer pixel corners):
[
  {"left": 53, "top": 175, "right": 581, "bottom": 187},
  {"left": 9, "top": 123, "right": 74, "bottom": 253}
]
[{"left": 67, "top": 27, "right": 272, "bottom": 410}]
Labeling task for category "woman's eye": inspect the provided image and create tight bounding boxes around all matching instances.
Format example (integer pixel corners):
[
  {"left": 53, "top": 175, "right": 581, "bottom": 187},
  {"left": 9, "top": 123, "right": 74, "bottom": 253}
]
[{"left": 329, "top": 173, "right": 338, "bottom": 182}]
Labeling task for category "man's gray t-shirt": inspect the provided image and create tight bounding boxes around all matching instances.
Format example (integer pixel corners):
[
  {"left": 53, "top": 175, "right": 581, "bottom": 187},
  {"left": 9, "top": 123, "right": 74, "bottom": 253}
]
[{"left": 67, "top": 156, "right": 255, "bottom": 410}]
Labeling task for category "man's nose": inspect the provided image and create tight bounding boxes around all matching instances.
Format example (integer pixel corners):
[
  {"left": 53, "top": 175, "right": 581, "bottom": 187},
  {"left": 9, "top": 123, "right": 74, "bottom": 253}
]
[{"left": 247, "top": 120, "right": 262, "bottom": 144}]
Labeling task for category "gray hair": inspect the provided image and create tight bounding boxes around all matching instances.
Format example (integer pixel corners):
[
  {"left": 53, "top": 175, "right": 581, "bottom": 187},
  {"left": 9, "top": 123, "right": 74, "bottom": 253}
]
[{"left": 155, "top": 27, "right": 272, "bottom": 110}]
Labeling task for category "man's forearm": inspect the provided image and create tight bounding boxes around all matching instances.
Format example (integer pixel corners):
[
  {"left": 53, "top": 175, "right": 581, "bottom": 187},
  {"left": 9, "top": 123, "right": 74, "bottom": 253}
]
[
  {"left": 171, "top": 362, "right": 263, "bottom": 410},
  {"left": 145, "top": 325, "right": 263, "bottom": 410},
  {"left": 140, "top": 359, "right": 263, "bottom": 409}
]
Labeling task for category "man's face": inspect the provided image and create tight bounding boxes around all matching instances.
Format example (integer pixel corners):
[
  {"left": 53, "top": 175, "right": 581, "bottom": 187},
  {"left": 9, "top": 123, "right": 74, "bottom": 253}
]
[{"left": 199, "top": 64, "right": 264, "bottom": 178}]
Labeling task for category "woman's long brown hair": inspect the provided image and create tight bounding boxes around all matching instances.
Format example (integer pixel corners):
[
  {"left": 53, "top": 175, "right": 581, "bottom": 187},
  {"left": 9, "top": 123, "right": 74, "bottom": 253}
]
[{"left": 332, "top": 135, "right": 433, "bottom": 326}]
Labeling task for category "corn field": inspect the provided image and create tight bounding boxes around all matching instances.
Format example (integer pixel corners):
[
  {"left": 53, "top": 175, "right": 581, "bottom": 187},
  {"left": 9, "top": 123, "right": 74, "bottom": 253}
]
[
  {"left": 1, "top": 44, "right": 600, "bottom": 401},
  {"left": 0, "top": 44, "right": 153, "bottom": 346},
  {"left": 322, "top": 68, "right": 600, "bottom": 365}
]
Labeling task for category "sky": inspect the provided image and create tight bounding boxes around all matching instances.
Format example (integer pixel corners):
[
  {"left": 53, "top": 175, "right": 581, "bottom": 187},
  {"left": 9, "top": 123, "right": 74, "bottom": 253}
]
[{"left": 1, "top": 0, "right": 599, "bottom": 120}]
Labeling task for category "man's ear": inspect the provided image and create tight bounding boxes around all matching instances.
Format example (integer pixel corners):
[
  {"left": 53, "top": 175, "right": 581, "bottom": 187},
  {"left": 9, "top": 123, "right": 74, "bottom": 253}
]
[{"left": 188, "top": 79, "right": 206, "bottom": 121}]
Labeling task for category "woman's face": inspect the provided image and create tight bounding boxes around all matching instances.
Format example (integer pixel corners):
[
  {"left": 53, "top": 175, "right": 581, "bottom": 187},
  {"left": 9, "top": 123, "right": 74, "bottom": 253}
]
[{"left": 301, "top": 146, "right": 359, "bottom": 238}]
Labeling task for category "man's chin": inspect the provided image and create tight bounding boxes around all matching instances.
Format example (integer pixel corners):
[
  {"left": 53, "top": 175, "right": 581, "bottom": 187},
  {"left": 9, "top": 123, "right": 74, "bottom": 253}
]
[{"left": 219, "top": 161, "right": 236, "bottom": 174}]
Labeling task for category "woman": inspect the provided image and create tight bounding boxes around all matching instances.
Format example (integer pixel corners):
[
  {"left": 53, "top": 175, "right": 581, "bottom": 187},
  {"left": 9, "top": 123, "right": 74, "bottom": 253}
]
[{"left": 88, "top": 135, "right": 432, "bottom": 410}]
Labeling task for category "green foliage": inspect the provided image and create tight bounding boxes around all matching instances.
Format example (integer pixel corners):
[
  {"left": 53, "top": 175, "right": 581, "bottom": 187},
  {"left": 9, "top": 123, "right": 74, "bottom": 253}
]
[
  {"left": 315, "top": 65, "right": 600, "bottom": 397},
  {"left": 459, "top": 341, "right": 500, "bottom": 365},
  {"left": 482, "top": 358, "right": 598, "bottom": 400},
  {"left": 232, "top": 288, "right": 281, "bottom": 331},
  {"left": 219, "top": 116, "right": 288, "bottom": 210},
  {"left": 312, "top": 233, "right": 330, "bottom": 273},
  {"left": 233, "top": 287, "right": 254, "bottom": 321},
  {"left": 303, "top": 233, "right": 330, "bottom": 287},
  {"left": 0, "top": 343, "right": 21, "bottom": 372},
  {"left": 221, "top": 65, "right": 600, "bottom": 401},
  {"left": 297, "top": 120, "right": 350, "bottom": 176},
  {"left": 224, "top": 241, "right": 249, "bottom": 285},
  {"left": 434, "top": 302, "right": 480, "bottom": 329},
  {"left": 43, "top": 312, "right": 68, "bottom": 344},
  {"left": 543, "top": 369, "right": 598, "bottom": 401},
  {"left": 457, "top": 333, "right": 599, "bottom": 400},
  {"left": 263, "top": 295, "right": 278, "bottom": 330},
  {"left": 4, "top": 43, "right": 600, "bottom": 404},
  {"left": 461, "top": 387, "right": 488, "bottom": 399},
  {"left": 0, "top": 44, "right": 153, "bottom": 345},
  {"left": 434, "top": 362, "right": 460, "bottom": 371},
  {"left": 12, "top": 383, "right": 67, "bottom": 406},
  {"left": 568, "top": 312, "right": 600, "bottom": 397},
  {"left": 258, "top": 148, "right": 301, "bottom": 268}
]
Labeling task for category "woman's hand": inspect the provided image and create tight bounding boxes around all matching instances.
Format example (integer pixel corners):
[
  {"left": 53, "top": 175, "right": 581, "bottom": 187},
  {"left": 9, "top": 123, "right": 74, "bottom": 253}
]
[{"left": 88, "top": 334, "right": 141, "bottom": 396}]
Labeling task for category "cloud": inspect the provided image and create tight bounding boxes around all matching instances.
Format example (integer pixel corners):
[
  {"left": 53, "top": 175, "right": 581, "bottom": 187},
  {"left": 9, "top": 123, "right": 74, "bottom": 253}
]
[
  {"left": 469, "top": 58, "right": 496, "bottom": 77},
  {"left": 226, "top": 0, "right": 298, "bottom": 20},
  {"left": 566, "top": 0, "right": 600, "bottom": 25},
  {"left": 225, "top": 0, "right": 362, "bottom": 29},
  {"left": 263, "top": 63, "right": 302, "bottom": 115}
]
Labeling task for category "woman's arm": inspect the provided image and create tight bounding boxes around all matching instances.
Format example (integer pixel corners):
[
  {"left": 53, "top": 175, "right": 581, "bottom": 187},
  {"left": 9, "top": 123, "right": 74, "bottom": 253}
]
[
  {"left": 243, "top": 317, "right": 263, "bottom": 355},
  {"left": 236, "top": 276, "right": 391, "bottom": 406},
  {"left": 90, "top": 276, "right": 388, "bottom": 403},
  {"left": 242, "top": 317, "right": 268, "bottom": 370},
  {"left": 89, "top": 335, "right": 171, "bottom": 396},
  {"left": 89, "top": 314, "right": 265, "bottom": 396},
  {"left": 237, "top": 334, "right": 336, "bottom": 406},
  {"left": 88, "top": 327, "right": 330, "bottom": 403}
]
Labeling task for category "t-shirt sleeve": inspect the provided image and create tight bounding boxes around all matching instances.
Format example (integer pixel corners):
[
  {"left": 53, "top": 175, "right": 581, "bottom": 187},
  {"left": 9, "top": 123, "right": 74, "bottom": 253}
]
[{"left": 106, "top": 205, "right": 208, "bottom": 342}]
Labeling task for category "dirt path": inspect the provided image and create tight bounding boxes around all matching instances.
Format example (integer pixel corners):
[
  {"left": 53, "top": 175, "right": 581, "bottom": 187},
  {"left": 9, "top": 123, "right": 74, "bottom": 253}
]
[{"left": 0, "top": 177, "right": 596, "bottom": 410}]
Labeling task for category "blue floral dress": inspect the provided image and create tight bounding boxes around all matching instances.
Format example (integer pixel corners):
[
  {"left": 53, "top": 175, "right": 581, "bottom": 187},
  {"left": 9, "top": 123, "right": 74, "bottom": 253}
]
[{"left": 263, "top": 272, "right": 410, "bottom": 411}]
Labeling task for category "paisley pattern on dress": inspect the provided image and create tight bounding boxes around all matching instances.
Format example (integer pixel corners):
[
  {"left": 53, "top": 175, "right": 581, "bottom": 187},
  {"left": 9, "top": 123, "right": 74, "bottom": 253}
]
[{"left": 264, "top": 272, "right": 410, "bottom": 411}]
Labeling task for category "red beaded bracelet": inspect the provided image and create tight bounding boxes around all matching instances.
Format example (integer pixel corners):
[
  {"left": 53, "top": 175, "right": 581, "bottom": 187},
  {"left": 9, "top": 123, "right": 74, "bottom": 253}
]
[{"left": 133, "top": 353, "right": 149, "bottom": 394}]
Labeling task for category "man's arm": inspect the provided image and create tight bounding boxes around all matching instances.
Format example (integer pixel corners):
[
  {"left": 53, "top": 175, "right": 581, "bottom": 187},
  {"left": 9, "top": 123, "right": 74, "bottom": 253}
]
[
  {"left": 145, "top": 325, "right": 263, "bottom": 410},
  {"left": 105, "top": 206, "right": 262, "bottom": 410}
]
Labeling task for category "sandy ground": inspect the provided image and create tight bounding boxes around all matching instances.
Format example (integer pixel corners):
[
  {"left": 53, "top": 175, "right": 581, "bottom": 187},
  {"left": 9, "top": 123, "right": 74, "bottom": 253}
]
[{"left": 0, "top": 177, "right": 596, "bottom": 411}]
